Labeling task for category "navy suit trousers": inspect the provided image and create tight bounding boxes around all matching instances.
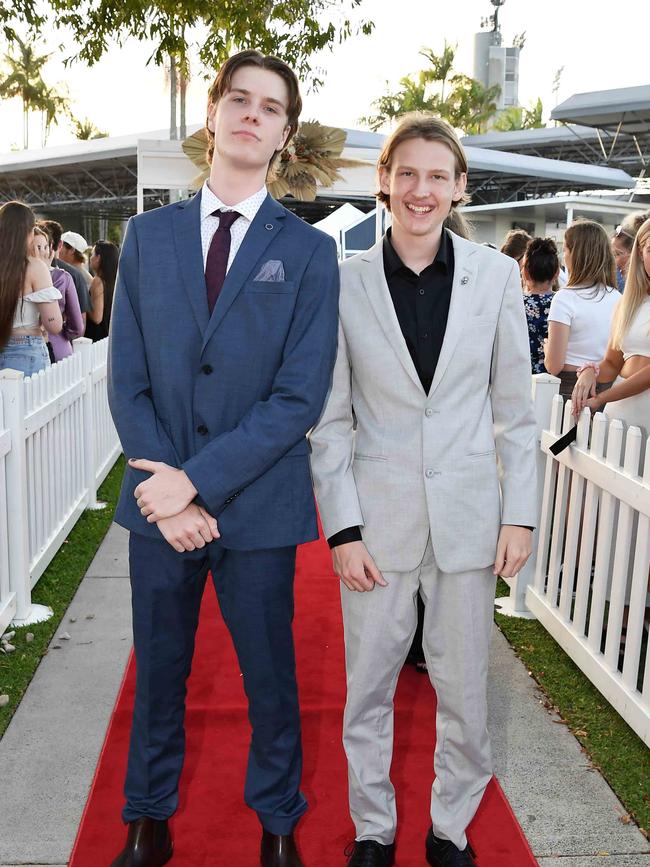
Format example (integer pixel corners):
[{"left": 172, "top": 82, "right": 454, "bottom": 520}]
[{"left": 123, "top": 533, "right": 307, "bottom": 834}]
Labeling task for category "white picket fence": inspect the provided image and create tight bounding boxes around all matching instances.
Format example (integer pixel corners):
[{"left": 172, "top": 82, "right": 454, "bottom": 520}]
[
  {"left": 0, "top": 337, "right": 121, "bottom": 633},
  {"left": 525, "top": 390, "right": 650, "bottom": 746}
]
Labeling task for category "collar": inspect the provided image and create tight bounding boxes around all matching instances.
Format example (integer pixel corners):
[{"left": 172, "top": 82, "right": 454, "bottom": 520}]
[
  {"left": 200, "top": 180, "right": 268, "bottom": 224},
  {"left": 383, "top": 226, "right": 452, "bottom": 278}
]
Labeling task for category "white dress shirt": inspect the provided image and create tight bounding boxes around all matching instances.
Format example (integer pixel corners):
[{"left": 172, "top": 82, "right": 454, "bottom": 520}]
[{"left": 200, "top": 181, "right": 268, "bottom": 273}]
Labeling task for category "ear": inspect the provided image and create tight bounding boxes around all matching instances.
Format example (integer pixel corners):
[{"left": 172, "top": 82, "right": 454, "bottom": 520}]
[
  {"left": 451, "top": 172, "right": 467, "bottom": 204},
  {"left": 277, "top": 124, "right": 292, "bottom": 153},
  {"left": 206, "top": 102, "right": 216, "bottom": 133},
  {"left": 378, "top": 164, "right": 391, "bottom": 197}
]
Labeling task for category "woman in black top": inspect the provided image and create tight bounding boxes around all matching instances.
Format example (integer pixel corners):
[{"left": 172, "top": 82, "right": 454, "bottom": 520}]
[{"left": 86, "top": 240, "right": 118, "bottom": 342}]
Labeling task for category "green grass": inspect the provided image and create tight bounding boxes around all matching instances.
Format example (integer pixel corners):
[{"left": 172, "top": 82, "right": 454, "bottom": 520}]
[
  {"left": 495, "top": 577, "right": 650, "bottom": 838},
  {"left": 0, "top": 455, "right": 125, "bottom": 738}
]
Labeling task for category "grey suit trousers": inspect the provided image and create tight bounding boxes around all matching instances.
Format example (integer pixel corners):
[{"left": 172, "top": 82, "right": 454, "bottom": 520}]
[{"left": 340, "top": 536, "right": 496, "bottom": 850}]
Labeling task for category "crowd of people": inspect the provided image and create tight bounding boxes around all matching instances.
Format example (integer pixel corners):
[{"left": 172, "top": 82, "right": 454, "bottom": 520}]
[
  {"left": 497, "top": 212, "right": 650, "bottom": 444},
  {"left": 0, "top": 200, "right": 118, "bottom": 376}
]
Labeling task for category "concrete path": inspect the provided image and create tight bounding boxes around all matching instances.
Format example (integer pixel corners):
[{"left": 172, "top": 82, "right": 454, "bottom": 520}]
[{"left": 0, "top": 522, "right": 648, "bottom": 866}]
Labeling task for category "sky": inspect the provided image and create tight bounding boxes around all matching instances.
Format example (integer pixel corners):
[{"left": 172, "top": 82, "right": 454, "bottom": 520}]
[{"left": 0, "top": 0, "right": 647, "bottom": 153}]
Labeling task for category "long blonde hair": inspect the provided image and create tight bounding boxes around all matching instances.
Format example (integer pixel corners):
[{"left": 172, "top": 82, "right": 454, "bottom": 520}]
[{"left": 611, "top": 217, "right": 650, "bottom": 350}]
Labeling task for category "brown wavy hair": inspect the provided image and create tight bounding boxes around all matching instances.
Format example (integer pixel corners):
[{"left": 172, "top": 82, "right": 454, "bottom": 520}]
[
  {"left": 0, "top": 201, "right": 35, "bottom": 351},
  {"left": 564, "top": 220, "right": 616, "bottom": 289},
  {"left": 205, "top": 50, "right": 302, "bottom": 172}
]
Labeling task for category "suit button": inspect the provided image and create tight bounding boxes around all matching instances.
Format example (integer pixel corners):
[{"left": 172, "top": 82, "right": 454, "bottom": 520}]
[
  {"left": 197, "top": 424, "right": 208, "bottom": 435},
  {"left": 201, "top": 364, "right": 213, "bottom": 375},
  {"left": 425, "top": 468, "right": 434, "bottom": 478},
  {"left": 425, "top": 408, "right": 433, "bottom": 417}
]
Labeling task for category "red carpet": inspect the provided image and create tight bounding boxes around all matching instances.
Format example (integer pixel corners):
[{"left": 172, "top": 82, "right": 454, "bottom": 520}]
[{"left": 70, "top": 534, "right": 537, "bottom": 866}]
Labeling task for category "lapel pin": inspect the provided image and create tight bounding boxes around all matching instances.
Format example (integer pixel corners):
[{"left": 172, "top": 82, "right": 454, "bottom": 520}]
[
  {"left": 461, "top": 276, "right": 469, "bottom": 285},
  {"left": 265, "top": 223, "right": 274, "bottom": 230}
]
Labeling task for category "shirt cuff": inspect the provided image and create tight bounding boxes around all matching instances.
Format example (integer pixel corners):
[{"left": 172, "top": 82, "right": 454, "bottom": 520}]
[{"left": 327, "top": 526, "right": 363, "bottom": 548}]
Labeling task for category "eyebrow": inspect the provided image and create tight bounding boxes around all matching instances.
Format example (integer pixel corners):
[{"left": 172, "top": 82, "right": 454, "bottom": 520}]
[
  {"left": 395, "top": 164, "right": 451, "bottom": 174},
  {"left": 229, "top": 88, "right": 286, "bottom": 110}
]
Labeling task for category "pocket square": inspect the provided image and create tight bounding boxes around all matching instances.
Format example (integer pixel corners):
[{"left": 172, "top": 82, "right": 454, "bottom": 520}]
[{"left": 253, "top": 260, "right": 285, "bottom": 282}]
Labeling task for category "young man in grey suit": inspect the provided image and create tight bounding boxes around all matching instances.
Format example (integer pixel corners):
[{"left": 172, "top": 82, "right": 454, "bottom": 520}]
[
  {"left": 108, "top": 51, "right": 339, "bottom": 867},
  {"left": 309, "top": 115, "right": 537, "bottom": 867}
]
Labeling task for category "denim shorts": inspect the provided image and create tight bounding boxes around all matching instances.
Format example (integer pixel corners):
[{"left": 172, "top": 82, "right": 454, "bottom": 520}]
[{"left": 0, "top": 335, "right": 51, "bottom": 377}]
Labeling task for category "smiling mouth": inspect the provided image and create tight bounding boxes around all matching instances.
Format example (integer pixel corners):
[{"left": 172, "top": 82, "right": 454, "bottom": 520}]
[{"left": 406, "top": 203, "right": 433, "bottom": 214}]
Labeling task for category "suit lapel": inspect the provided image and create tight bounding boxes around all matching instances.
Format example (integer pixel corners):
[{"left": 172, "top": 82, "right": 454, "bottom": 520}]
[
  {"left": 172, "top": 191, "right": 210, "bottom": 335},
  {"left": 359, "top": 240, "right": 424, "bottom": 393},
  {"left": 427, "top": 231, "right": 478, "bottom": 398},
  {"left": 201, "top": 194, "right": 286, "bottom": 351}
]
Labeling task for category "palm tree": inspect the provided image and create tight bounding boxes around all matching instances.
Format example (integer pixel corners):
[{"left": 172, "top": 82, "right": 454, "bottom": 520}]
[
  {"left": 37, "top": 84, "right": 70, "bottom": 146},
  {"left": 445, "top": 75, "right": 501, "bottom": 135},
  {"left": 0, "top": 35, "right": 54, "bottom": 148},
  {"left": 71, "top": 117, "right": 108, "bottom": 140},
  {"left": 420, "top": 41, "right": 456, "bottom": 103}
]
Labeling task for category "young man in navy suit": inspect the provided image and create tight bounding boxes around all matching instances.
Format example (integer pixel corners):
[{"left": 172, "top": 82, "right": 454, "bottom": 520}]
[{"left": 107, "top": 50, "right": 340, "bottom": 867}]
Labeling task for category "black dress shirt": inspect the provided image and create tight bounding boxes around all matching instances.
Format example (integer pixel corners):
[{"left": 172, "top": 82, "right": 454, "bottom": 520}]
[{"left": 327, "top": 229, "right": 454, "bottom": 549}]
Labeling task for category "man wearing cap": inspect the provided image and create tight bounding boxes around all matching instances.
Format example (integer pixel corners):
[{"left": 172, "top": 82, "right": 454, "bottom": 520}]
[
  {"left": 40, "top": 220, "right": 92, "bottom": 323},
  {"left": 59, "top": 230, "right": 92, "bottom": 290}
]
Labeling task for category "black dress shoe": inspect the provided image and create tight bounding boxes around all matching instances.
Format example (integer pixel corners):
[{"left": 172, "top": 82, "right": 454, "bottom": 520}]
[
  {"left": 260, "top": 830, "right": 304, "bottom": 867},
  {"left": 109, "top": 817, "right": 173, "bottom": 867},
  {"left": 425, "top": 827, "right": 476, "bottom": 866},
  {"left": 344, "top": 840, "right": 395, "bottom": 866}
]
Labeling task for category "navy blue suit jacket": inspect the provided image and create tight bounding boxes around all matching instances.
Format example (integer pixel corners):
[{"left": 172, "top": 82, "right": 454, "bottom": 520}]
[{"left": 108, "top": 190, "right": 340, "bottom": 550}]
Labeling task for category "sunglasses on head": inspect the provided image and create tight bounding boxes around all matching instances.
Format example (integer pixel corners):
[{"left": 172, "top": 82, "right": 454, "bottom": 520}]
[{"left": 615, "top": 225, "right": 635, "bottom": 240}]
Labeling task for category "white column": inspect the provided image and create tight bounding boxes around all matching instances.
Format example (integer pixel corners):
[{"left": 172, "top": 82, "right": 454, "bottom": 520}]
[
  {"left": 0, "top": 370, "right": 52, "bottom": 626},
  {"left": 496, "top": 373, "right": 560, "bottom": 619}
]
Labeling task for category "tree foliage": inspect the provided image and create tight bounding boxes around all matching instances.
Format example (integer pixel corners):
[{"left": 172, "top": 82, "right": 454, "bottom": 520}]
[
  {"left": 46, "top": 0, "right": 372, "bottom": 139},
  {"left": 493, "top": 97, "right": 544, "bottom": 132},
  {"left": 0, "top": 35, "right": 69, "bottom": 147},
  {"left": 51, "top": 0, "right": 373, "bottom": 89},
  {"left": 0, "top": 0, "right": 44, "bottom": 43},
  {"left": 72, "top": 117, "right": 109, "bottom": 139},
  {"left": 361, "top": 43, "right": 502, "bottom": 135}
]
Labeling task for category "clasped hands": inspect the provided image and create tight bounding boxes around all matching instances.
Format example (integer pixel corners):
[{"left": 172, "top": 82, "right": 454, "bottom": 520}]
[
  {"left": 333, "top": 525, "right": 532, "bottom": 593},
  {"left": 129, "top": 458, "right": 220, "bottom": 553}
]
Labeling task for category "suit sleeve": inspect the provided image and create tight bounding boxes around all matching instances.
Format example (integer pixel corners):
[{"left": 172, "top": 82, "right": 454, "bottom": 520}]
[
  {"left": 107, "top": 217, "right": 181, "bottom": 474},
  {"left": 490, "top": 260, "right": 538, "bottom": 527},
  {"left": 308, "top": 313, "right": 365, "bottom": 539},
  {"left": 181, "top": 235, "right": 340, "bottom": 514}
]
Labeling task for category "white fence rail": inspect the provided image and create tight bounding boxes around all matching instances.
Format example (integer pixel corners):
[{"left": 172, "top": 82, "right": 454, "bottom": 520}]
[
  {"left": 526, "top": 394, "right": 650, "bottom": 746},
  {"left": 0, "top": 337, "right": 121, "bottom": 632}
]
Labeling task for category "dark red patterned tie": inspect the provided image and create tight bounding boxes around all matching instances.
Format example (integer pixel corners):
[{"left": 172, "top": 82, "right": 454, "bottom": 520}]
[{"left": 205, "top": 209, "right": 240, "bottom": 314}]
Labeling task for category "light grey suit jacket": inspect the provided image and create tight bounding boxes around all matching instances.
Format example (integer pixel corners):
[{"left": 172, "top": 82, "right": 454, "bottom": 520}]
[{"left": 309, "top": 230, "right": 537, "bottom": 574}]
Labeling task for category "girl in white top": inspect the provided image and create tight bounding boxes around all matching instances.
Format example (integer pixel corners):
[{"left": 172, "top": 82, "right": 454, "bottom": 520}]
[
  {"left": 544, "top": 220, "right": 620, "bottom": 398},
  {"left": 0, "top": 201, "right": 62, "bottom": 377},
  {"left": 573, "top": 217, "right": 650, "bottom": 442}
]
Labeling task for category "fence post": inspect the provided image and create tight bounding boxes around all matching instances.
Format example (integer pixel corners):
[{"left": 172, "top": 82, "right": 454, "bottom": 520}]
[
  {"left": 74, "top": 338, "right": 106, "bottom": 511},
  {"left": 496, "top": 373, "right": 561, "bottom": 619},
  {"left": 0, "top": 370, "right": 53, "bottom": 626}
]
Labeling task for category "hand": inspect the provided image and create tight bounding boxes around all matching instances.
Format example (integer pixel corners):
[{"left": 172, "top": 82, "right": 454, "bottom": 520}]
[
  {"left": 332, "top": 540, "right": 387, "bottom": 592},
  {"left": 572, "top": 369, "right": 597, "bottom": 418},
  {"left": 584, "top": 394, "right": 604, "bottom": 414},
  {"left": 131, "top": 458, "right": 198, "bottom": 521},
  {"left": 494, "top": 525, "right": 532, "bottom": 578},
  {"left": 157, "top": 503, "right": 220, "bottom": 553}
]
